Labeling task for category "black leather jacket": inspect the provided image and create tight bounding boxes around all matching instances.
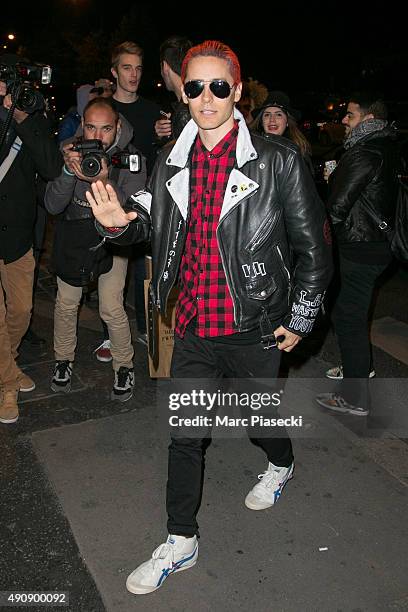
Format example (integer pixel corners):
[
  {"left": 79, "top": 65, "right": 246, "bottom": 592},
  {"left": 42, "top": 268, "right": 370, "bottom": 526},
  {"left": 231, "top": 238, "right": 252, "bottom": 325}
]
[
  {"left": 100, "top": 112, "right": 332, "bottom": 340},
  {"left": 327, "top": 126, "right": 400, "bottom": 243}
]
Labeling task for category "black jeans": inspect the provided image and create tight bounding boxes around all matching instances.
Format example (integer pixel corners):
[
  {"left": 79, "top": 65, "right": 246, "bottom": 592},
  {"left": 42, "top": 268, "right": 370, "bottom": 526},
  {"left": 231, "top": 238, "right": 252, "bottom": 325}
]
[
  {"left": 166, "top": 330, "right": 294, "bottom": 536},
  {"left": 334, "top": 254, "right": 390, "bottom": 408}
]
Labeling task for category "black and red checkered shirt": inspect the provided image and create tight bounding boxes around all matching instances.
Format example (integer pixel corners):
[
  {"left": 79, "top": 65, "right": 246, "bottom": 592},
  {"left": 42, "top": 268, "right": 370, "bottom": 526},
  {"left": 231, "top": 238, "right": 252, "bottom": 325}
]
[{"left": 175, "top": 122, "right": 239, "bottom": 338}]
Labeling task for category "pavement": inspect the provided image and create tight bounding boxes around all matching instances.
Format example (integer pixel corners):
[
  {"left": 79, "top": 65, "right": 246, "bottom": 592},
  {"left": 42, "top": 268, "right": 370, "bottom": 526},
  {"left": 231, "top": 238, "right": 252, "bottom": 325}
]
[{"left": 1, "top": 239, "right": 408, "bottom": 612}]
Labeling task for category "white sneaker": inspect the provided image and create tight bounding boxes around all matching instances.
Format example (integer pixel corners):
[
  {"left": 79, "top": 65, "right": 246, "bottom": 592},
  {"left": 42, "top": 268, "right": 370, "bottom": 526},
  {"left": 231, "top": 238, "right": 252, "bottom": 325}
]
[
  {"left": 126, "top": 535, "right": 198, "bottom": 595},
  {"left": 245, "top": 462, "right": 294, "bottom": 510},
  {"left": 325, "top": 364, "right": 376, "bottom": 379}
]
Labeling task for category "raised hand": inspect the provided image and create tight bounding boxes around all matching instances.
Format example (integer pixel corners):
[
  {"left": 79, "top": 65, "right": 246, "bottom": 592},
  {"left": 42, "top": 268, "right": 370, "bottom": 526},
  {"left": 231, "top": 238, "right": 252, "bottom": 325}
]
[{"left": 85, "top": 180, "right": 138, "bottom": 228}]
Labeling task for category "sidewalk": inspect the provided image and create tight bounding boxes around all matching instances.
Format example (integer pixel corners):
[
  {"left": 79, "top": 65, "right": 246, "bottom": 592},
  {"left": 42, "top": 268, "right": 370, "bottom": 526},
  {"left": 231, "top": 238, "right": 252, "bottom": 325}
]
[{"left": 0, "top": 255, "right": 407, "bottom": 611}]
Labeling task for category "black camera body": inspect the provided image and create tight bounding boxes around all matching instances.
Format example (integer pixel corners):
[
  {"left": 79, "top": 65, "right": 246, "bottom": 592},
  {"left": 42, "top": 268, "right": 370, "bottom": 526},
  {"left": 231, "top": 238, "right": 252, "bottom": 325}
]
[
  {"left": 72, "top": 139, "right": 142, "bottom": 177},
  {"left": 0, "top": 62, "right": 52, "bottom": 114},
  {"left": 72, "top": 139, "right": 108, "bottom": 177}
]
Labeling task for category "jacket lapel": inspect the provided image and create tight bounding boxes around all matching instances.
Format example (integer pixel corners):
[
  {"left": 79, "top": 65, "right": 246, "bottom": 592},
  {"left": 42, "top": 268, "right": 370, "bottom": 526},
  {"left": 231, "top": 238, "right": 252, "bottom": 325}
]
[
  {"left": 164, "top": 108, "right": 259, "bottom": 223},
  {"left": 220, "top": 169, "right": 259, "bottom": 222},
  {"left": 165, "top": 168, "right": 190, "bottom": 221}
]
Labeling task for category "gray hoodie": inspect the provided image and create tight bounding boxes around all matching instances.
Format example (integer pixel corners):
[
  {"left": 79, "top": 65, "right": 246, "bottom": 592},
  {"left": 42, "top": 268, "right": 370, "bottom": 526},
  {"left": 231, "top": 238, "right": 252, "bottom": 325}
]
[{"left": 45, "top": 113, "right": 146, "bottom": 217}]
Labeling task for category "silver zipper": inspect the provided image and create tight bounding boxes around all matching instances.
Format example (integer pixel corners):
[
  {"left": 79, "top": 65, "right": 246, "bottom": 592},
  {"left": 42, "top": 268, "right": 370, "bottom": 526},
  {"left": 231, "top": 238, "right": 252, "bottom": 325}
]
[
  {"left": 217, "top": 230, "right": 240, "bottom": 326},
  {"left": 276, "top": 244, "right": 291, "bottom": 282},
  {"left": 246, "top": 209, "right": 281, "bottom": 254},
  {"left": 216, "top": 190, "right": 260, "bottom": 327}
]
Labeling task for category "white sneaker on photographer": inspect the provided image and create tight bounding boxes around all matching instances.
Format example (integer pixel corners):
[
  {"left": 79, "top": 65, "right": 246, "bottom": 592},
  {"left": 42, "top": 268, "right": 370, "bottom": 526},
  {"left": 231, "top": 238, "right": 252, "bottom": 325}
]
[{"left": 126, "top": 534, "right": 198, "bottom": 595}]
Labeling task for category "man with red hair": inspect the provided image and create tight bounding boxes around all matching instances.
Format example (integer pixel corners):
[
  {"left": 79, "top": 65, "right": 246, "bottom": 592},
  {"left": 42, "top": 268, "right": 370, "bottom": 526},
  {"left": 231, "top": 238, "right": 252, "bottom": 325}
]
[{"left": 86, "top": 40, "right": 332, "bottom": 594}]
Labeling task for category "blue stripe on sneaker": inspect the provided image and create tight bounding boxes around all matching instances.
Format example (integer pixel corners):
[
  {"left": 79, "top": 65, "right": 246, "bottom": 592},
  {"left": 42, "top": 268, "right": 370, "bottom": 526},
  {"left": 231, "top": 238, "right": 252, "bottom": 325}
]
[
  {"left": 273, "top": 466, "right": 294, "bottom": 503},
  {"left": 157, "top": 545, "right": 197, "bottom": 587}
]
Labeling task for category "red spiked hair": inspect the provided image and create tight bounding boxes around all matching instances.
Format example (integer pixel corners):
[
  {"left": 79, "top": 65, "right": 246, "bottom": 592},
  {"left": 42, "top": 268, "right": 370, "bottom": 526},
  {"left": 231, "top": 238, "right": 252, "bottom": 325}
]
[{"left": 181, "top": 40, "right": 241, "bottom": 85}]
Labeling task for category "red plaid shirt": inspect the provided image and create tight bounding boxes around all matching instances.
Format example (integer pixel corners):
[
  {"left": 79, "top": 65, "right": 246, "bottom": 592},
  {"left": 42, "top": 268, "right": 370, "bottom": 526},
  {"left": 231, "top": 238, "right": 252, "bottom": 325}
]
[{"left": 175, "top": 123, "right": 239, "bottom": 338}]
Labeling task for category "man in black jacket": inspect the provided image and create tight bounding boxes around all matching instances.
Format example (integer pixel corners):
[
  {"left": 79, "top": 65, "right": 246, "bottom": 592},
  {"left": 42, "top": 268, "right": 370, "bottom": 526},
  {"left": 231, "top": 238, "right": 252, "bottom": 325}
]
[
  {"left": 0, "top": 75, "right": 62, "bottom": 424},
  {"left": 154, "top": 35, "right": 193, "bottom": 142},
  {"left": 316, "top": 93, "right": 399, "bottom": 416},
  {"left": 86, "top": 40, "right": 332, "bottom": 594}
]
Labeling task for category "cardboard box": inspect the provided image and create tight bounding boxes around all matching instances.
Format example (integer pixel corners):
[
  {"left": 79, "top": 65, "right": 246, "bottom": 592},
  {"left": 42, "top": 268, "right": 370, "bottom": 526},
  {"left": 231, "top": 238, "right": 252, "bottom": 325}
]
[{"left": 144, "top": 280, "right": 178, "bottom": 378}]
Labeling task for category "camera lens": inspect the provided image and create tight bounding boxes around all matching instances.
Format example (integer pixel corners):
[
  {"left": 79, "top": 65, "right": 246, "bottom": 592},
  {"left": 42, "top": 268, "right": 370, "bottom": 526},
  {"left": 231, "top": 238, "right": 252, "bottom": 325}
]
[
  {"left": 16, "top": 86, "right": 44, "bottom": 113},
  {"left": 81, "top": 153, "right": 102, "bottom": 177},
  {"left": 18, "top": 89, "right": 36, "bottom": 110}
]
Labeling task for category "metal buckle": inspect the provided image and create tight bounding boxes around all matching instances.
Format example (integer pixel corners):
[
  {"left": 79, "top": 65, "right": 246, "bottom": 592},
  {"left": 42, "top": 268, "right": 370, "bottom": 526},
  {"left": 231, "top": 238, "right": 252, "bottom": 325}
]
[
  {"left": 261, "top": 334, "right": 278, "bottom": 350},
  {"left": 379, "top": 221, "right": 388, "bottom": 230}
]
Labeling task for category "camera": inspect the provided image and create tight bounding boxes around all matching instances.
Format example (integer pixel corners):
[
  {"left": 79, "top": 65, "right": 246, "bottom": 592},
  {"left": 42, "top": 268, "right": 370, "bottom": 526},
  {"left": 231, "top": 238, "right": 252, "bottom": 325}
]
[
  {"left": 0, "top": 61, "right": 52, "bottom": 114},
  {"left": 72, "top": 139, "right": 142, "bottom": 177},
  {"left": 72, "top": 139, "right": 107, "bottom": 177}
]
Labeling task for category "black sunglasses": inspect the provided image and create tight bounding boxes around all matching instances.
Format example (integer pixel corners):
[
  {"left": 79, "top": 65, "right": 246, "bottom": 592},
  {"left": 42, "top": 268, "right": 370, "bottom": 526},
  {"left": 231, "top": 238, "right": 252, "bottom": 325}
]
[{"left": 184, "top": 79, "right": 234, "bottom": 100}]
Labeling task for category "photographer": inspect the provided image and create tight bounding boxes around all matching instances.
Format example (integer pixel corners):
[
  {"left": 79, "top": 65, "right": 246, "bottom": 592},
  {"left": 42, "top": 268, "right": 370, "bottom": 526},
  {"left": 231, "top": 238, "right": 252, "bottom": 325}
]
[
  {"left": 0, "top": 55, "right": 62, "bottom": 425},
  {"left": 45, "top": 97, "right": 146, "bottom": 402}
]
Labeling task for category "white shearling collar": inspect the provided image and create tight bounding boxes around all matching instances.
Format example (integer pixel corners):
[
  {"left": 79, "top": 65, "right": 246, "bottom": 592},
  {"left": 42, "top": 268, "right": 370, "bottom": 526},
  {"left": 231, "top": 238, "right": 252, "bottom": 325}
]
[{"left": 165, "top": 107, "right": 258, "bottom": 169}]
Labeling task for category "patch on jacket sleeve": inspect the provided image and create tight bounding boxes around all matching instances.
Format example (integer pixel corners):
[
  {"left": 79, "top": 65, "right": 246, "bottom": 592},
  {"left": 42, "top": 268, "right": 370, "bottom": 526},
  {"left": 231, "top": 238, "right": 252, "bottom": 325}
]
[
  {"left": 163, "top": 219, "right": 184, "bottom": 282},
  {"left": 287, "top": 290, "right": 324, "bottom": 335}
]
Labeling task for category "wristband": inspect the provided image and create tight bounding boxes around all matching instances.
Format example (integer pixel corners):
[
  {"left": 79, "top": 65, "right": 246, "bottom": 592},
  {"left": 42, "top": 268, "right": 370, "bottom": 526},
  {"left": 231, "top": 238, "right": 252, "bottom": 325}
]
[
  {"left": 106, "top": 226, "right": 126, "bottom": 233},
  {"left": 63, "top": 165, "right": 75, "bottom": 176}
]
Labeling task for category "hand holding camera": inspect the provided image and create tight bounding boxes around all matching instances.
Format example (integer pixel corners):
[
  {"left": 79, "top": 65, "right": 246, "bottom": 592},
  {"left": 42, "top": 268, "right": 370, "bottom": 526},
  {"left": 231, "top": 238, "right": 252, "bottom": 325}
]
[
  {"left": 63, "top": 139, "right": 141, "bottom": 183},
  {"left": 1, "top": 90, "right": 29, "bottom": 124},
  {"left": 62, "top": 141, "right": 107, "bottom": 184},
  {"left": 0, "top": 60, "right": 51, "bottom": 148},
  {"left": 0, "top": 61, "right": 51, "bottom": 114}
]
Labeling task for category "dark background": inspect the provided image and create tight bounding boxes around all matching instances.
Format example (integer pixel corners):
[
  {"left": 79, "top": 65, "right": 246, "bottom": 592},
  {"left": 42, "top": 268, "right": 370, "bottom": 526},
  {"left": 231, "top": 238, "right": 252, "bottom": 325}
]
[{"left": 1, "top": 1, "right": 407, "bottom": 119}]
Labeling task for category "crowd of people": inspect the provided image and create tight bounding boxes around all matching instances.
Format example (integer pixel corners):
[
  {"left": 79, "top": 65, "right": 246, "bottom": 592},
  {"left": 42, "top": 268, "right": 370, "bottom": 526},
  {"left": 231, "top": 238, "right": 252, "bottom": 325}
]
[{"left": 0, "top": 35, "right": 404, "bottom": 597}]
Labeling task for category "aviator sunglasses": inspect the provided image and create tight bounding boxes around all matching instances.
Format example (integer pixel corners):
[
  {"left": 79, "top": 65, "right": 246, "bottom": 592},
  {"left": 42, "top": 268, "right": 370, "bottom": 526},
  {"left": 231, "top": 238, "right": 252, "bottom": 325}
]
[{"left": 184, "top": 79, "right": 235, "bottom": 99}]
